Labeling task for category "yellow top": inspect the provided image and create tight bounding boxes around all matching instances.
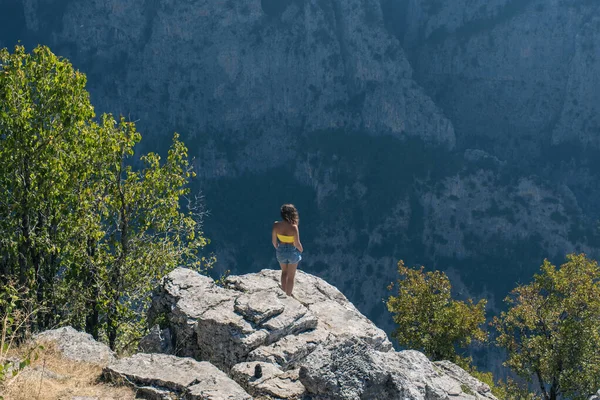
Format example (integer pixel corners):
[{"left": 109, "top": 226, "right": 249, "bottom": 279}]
[{"left": 277, "top": 234, "right": 295, "bottom": 243}]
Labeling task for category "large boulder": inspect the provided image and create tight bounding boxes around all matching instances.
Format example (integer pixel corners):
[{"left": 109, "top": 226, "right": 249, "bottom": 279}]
[
  {"left": 145, "top": 267, "right": 498, "bottom": 399},
  {"left": 298, "top": 337, "right": 496, "bottom": 400},
  {"left": 103, "top": 353, "right": 251, "bottom": 400},
  {"left": 590, "top": 389, "right": 600, "bottom": 400},
  {"left": 147, "top": 267, "right": 391, "bottom": 371},
  {"left": 34, "top": 326, "right": 115, "bottom": 365}
]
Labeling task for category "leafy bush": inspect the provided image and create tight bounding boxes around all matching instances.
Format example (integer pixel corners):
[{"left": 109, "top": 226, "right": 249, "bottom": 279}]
[
  {"left": 0, "top": 45, "right": 211, "bottom": 352},
  {"left": 494, "top": 254, "right": 600, "bottom": 400},
  {"left": 386, "top": 261, "right": 487, "bottom": 365},
  {"left": 0, "top": 282, "right": 42, "bottom": 397}
]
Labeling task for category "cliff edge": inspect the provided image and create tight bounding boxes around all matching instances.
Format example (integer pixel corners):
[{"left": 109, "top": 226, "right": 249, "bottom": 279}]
[
  {"left": 105, "top": 267, "right": 497, "bottom": 399},
  {"left": 16, "top": 268, "right": 499, "bottom": 399}
]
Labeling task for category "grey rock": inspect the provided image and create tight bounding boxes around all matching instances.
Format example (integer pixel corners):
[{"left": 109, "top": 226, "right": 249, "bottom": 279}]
[
  {"left": 434, "top": 361, "right": 495, "bottom": 398},
  {"left": 138, "top": 325, "right": 174, "bottom": 355},
  {"left": 136, "top": 386, "right": 178, "bottom": 400},
  {"left": 148, "top": 268, "right": 389, "bottom": 371},
  {"left": 298, "top": 337, "right": 497, "bottom": 400},
  {"left": 103, "top": 353, "right": 250, "bottom": 400},
  {"left": 234, "top": 291, "right": 286, "bottom": 324},
  {"left": 246, "top": 327, "right": 332, "bottom": 369},
  {"left": 34, "top": 326, "right": 115, "bottom": 365},
  {"left": 590, "top": 389, "right": 600, "bottom": 400},
  {"left": 148, "top": 268, "right": 233, "bottom": 358},
  {"left": 184, "top": 383, "right": 251, "bottom": 400},
  {"left": 149, "top": 268, "right": 496, "bottom": 399},
  {"left": 231, "top": 361, "right": 306, "bottom": 399}
]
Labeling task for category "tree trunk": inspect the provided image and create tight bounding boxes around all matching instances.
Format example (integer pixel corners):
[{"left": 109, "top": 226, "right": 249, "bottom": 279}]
[
  {"left": 107, "top": 260, "right": 120, "bottom": 350},
  {"left": 43, "top": 251, "right": 57, "bottom": 328},
  {"left": 85, "top": 238, "right": 100, "bottom": 340},
  {"left": 18, "top": 157, "right": 31, "bottom": 286},
  {"left": 106, "top": 157, "right": 129, "bottom": 351},
  {"left": 537, "top": 371, "right": 550, "bottom": 400},
  {"left": 85, "top": 289, "right": 100, "bottom": 340},
  {"left": 549, "top": 379, "right": 558, "bottom": 400},
  {"left": 18, "top": 211, "right": 30, "bottom": 286},
  {"left": 107, "top": 284, "right": 120, "bottom": 350}
]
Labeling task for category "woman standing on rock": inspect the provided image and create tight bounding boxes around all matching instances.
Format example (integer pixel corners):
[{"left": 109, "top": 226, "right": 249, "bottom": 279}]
[{"left": 272, "top": 204, "right": 303, "bottom": 296}]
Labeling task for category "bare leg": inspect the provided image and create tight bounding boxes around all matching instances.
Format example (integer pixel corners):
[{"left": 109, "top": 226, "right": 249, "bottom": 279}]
[
  {"left": 279, "top": 263, "right": 289, "bottom": 293},
  {"left": 286, "top": 264, "right": 298, "bottom": 296}
]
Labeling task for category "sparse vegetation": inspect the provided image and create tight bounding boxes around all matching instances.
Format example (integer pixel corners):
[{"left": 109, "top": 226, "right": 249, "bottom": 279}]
[
  {"left": 0, "top": 283, "right": 44, "bottom": 399},
  {"left": 0, "top": 45, "right": 211, "bottom": 353},
  {"left": 386, "top": 261, "right": 487, "bottom": 366},
  {"left": 386, "top": 254, "right": 600, "bottom": 399},
  {"left": 1, "top": 342, "right": 135, "bottom": 400},
  {"left": 494, "top": 254, "right": 600, "bottom": 400}
]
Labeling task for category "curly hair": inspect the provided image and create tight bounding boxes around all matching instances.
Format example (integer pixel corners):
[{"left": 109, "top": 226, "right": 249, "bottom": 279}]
[{"left": 280, "top": 204, "right": 299, "bottom": 225}]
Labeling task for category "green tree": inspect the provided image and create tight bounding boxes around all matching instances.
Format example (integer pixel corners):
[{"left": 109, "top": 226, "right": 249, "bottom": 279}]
[
  {"left": 78, "top": 119, "right": 208, "bottom": 350},
  {"left": 386, "top": 261, "right": 487, "bottom": 365},
  {"left": 0, "top": 45, "right": 210, "bottom": 351},
  {"left": 494, "top": 254, "right": 600, "bottom": 400},
  {"left": 0, "top": 45, "right": 96, "bottom": 329}
]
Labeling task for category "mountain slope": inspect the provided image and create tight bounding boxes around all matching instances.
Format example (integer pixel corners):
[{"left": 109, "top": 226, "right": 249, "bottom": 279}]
[{"left": 1, "top": 1, "right": 599, "bottom": 374}]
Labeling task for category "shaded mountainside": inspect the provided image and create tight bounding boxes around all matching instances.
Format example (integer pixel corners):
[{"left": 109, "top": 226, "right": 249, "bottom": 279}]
[
  {"left": 402, "top": 0, "right": 600, "bottom": 151},
  {"left": 1, "top": 0, "right": 600, "bottom": 373},
  {"left": 398, "top": 0, "right": 600, "bottom": 219}
]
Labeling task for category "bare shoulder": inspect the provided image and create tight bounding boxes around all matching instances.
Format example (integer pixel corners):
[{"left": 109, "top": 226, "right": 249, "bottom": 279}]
[{"left": 272, "top": 221, "right": 280, "bottom": 230}]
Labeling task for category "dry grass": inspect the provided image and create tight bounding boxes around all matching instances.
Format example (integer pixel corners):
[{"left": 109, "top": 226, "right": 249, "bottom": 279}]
[{"left": 1, "top": 341, "right": 135, "bottom": 400}]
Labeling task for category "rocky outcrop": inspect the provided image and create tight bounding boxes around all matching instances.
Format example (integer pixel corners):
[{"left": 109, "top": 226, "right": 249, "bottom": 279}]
[
  {"left": 140, "top": 267, "right": 497, "bottom": 399},
  {"left": 34, "top": 326, "right": 115, "bottom": 365},
  {"left": 26, "top": 269, "right": 498, "bottom": 399},
  {"left": 103, "top": 353, "right": 251, "bottom": 400},
  {"left": 231, "top": 361, "right": 306, "bottom": 399},
  {"left": 590, "top": 389, "right": 600, "bottom": 400},
  {"left": 299, "top": 337, "right": 495, "bottom": 399},
  {"left": 147, "top": 267, "right": 391, "bottom": 370},
  {"left": 138, "top": 325, "right": 174, "bottom": 355}
]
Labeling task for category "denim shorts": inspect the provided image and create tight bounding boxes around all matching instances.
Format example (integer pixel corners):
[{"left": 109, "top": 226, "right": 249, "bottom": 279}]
[{"left": 276, "top": 244, "right": 302, "bottom": 264}]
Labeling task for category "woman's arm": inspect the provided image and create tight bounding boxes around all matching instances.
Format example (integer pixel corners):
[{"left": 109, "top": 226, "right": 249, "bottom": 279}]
[
  {"left": 293, "top": 225, "right": 303, "bottom": 253},
  {"left": 272, "top": 223, "right": 279, "bottom": 249}
]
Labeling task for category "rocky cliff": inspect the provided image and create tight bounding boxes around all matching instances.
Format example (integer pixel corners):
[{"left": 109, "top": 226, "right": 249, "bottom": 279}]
[
  {"left": 1, "top": 0, "right": 599, "bottom": 373},
  {"left": 31, "top": 268, "right": 500, "bottom": 399},
  {"left": 402, "top": 0, "right": 600, "bottom": 153},
  {"left": 398, "top": 0, "right": 600, "bottom": 256}
]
